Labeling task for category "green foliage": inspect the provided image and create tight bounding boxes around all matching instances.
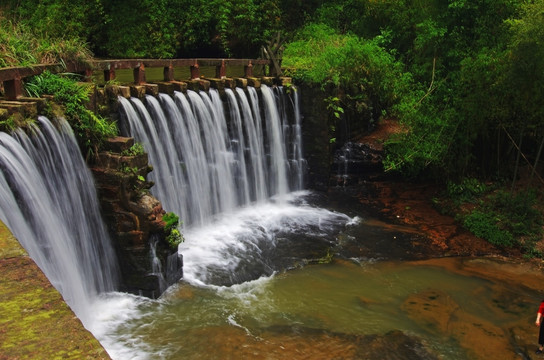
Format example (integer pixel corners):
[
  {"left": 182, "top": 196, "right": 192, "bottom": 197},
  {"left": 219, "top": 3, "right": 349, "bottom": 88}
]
[
  {"left": 166, "top": 228, "right": 184, "bottom": 249},
  {"left": 491, "top": 190, "right": 543, "bottom": 238},
  {"left": 463, "top": 210, "right": 515, "bottom": 247},
  {"left": 24, "top": 71, "right": 117, "bottom": 157},
  {"left": 0, "top": 116, "right": 19, "bottom": 133},
  {"left": 446, "top": 178, "right": 488, "bottom": 204},
  {"left": 0, "top": 114, "right": 37, "bottom": 134},
  {"left": 163, "top": 212, "right": 180, "bottom": 231},
  {"left": 121, "top": 143, "right": 145, "bottom": 157},
  {"left": 163, "top": 212, "right": 184, "bottom": 249},
  {"left": 460, "top": 189, "right": 543, "bottom": 250},
  {"left": 0, "top": 15, "right": 92, "bottom": 68},
  {"left": 41, "top": 0, "right": 284, "bottom": 58},
  {"left": 283, "top": 22, "right": 413, "bottom": 143},
  {"left": 119, "top": 164, "right": 138, "bottom": 174},
  {"left": 284, "top": 23, "right": 407, "bottom": 93},
  {"left": 325, "top": 96, "right": 344, "bottom": 120}
]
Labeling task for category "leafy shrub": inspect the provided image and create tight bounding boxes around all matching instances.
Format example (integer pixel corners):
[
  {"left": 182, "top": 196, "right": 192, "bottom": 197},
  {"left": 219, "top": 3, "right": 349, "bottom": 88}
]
[
  {"left": 461, "top": 189, "right": 542, "bottom": 250},
  {"left": 283, "top": 23, "right": 410, "bottom": 104},
  {"left": 283, "top": 23, "right": 414, "bottom": 146},
  {"left": 491, "top": 190, "right": 542, "bottom": 238},
  {"left": 447, "top": 178, "right": 488, "bottom": 204},
  {"left": 463, "top": 210, "right": 515, "bottom": 247},
  {"left": 24, "top": 71, "right": 117, "bottom": 157}
]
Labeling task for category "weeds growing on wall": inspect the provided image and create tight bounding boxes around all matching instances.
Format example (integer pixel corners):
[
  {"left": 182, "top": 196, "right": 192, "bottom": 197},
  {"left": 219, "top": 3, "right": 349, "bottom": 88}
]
[
  {"left": 24, "top": 71, "right": 117, "bottom": 158},
  {"left": 163, "top": 212, "right": 184, "bottom": 250}
]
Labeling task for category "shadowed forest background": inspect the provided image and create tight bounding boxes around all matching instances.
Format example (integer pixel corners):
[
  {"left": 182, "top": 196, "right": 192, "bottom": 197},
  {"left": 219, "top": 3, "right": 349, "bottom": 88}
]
[{"left": 1, "top": 0, "right": 543, "bottom": 255}]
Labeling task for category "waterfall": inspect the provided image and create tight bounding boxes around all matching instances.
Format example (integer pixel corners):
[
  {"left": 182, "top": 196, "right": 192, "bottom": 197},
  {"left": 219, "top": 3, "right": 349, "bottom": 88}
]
[
  {"left": 118, "top": 85, "right": 304, "bottom": 227},
  {"left": 0, "top": 117, "right": 118, "bottom": 324}
]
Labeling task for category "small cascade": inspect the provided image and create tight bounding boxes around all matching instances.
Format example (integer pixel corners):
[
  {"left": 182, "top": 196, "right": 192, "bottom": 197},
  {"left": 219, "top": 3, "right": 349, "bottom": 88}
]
[
  {"left": 335, "top": 143, "right": 352, "bottom": 187},
  {"left": 0, "top": 117, "right": 118, "bottom": 324},
  {"left": 149, "top": 236, "right": 167, "bottom": 296},
  {"left": 261, "top": 85, "right": 289, "bottom": 199},
  {"left": 291, "top": 89, "right": 306, "bottom": 190},
  {"left": 332, "top": 141, "right": 385, "bottom": 186},
  {"left": 118, "top": 85, "right": 303, "bottom": 227}
]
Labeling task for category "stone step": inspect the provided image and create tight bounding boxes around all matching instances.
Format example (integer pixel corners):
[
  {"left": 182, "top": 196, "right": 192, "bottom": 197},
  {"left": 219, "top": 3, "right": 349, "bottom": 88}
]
[{"left": 0, "top": 100, "right": 38, "bottom": 118}]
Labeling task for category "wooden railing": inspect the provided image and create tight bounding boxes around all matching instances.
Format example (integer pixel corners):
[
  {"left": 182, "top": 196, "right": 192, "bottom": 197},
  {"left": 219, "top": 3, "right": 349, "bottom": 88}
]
[{"left": 0, "top": 58, "right": 271, "bottom": 100}]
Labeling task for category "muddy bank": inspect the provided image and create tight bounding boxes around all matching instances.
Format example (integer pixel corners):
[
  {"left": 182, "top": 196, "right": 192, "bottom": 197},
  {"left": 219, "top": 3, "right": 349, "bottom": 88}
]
[
  {"left": 353, "top": 180, "right": 505, "bottom": 257},
  {"left": 0, "top": 221, "right": 110, "bottom": 359}
]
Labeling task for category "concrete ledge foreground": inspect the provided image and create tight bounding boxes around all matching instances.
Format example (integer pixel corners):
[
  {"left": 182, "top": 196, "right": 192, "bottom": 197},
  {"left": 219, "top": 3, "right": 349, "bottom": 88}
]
[{"left": 0, "top": 221, "right": 110, "bottom": 359}]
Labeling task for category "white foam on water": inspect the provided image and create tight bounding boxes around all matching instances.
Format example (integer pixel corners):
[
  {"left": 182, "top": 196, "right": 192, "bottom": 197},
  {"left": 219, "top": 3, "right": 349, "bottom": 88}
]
[
  {"left": 179, "top": 191, "right": 355, "bottom": 286},
  {"left": 87, "top": 292, "right": 159, "bottom": 360}
]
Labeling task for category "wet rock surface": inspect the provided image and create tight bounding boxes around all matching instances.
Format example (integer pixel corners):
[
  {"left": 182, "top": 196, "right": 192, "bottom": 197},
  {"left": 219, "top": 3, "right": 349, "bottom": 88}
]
[
  {"left": 402, "top": 257, "right": 543, "bottom": 360},
  {"left": 90, "top": 137, "right": 182, "bottom": 298}
]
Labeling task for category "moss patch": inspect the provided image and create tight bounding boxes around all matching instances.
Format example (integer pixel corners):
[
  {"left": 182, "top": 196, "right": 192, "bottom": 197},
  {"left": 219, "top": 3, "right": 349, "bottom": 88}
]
[{"left": 0, "top": 221, "right": 110, "bottom": 359}]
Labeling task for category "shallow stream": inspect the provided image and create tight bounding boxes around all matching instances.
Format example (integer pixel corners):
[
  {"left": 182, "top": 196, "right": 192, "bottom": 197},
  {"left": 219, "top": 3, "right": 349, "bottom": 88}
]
[{"left": 88, "top": 191, "right": 542, "bottom": 360}]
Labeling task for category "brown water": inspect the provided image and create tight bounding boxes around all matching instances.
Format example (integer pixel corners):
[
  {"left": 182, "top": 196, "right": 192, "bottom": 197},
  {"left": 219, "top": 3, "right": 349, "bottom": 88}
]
[{"left": 96, "top": 256, "right": 542, "bottom": 360}]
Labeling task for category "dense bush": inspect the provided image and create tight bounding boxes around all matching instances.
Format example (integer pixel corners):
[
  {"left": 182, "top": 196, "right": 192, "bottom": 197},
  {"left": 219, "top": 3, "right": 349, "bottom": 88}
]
[
  {"left": 0, "top": 15, "right": 92, "bottom": 68},
  {"left": 283, "top": 23, "right": 414, "bottom": 143}
]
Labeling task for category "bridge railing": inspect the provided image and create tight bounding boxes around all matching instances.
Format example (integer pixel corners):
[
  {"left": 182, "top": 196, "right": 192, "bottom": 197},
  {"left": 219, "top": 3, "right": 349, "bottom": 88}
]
[{"left": 0, "top": 58, "right": 271, "bottom": 100}]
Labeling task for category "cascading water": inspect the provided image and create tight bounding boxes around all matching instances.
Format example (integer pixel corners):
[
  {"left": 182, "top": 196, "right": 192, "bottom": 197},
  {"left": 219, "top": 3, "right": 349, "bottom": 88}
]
[
  {"left": 88, "top": 84, "right": 363, "bottom": 359},
  {"left": 0, "top": 116, "right": 118, "bottom": 325},
  {"left": 118, "top": 85, "right": 304, "bottom": 227},
  {"left": 116, "top": 85, "right": 353, "bottom": 287}
]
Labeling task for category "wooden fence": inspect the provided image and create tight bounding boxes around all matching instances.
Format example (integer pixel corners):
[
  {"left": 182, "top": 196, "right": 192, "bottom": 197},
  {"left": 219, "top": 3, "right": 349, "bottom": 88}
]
[{"left": 0, "top": 58, "right": 271, "bottom": 100}]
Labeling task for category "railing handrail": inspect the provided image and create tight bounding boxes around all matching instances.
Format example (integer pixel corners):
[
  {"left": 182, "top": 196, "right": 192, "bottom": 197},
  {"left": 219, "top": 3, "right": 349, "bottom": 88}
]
[{"left": 0, "top": 58, "right": 273, "bottom": 100}]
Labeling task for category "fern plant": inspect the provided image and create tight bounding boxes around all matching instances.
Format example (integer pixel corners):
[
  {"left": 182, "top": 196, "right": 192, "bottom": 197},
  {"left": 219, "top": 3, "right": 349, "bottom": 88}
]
[{"left": 24, "top": 71, "right": 117, "bottom": 158}]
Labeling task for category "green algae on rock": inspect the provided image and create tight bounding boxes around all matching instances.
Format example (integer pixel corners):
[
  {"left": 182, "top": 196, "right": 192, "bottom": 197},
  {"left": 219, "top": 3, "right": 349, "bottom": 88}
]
[{"left": 0, "top": 221, "right": 110, "bottom": 359}]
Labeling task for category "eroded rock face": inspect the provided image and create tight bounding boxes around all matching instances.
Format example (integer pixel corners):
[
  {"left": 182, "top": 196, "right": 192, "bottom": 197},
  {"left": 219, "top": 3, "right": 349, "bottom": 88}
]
[
  {"left": 331, "top": 141, "right": 384, "bottom": 186},
  {"left": 90, "top": 137, "right": 182, "bottom": 298}
]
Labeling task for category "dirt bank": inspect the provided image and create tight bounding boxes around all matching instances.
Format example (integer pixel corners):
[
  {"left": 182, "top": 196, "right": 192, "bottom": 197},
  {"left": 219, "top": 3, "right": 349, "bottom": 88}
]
[{"left": 351, "top": 118, "right": 524, "bottom": 259}]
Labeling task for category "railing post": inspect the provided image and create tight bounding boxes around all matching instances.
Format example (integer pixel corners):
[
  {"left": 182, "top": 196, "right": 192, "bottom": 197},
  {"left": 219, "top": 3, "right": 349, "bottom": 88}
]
[
  {"left": 190, "top": 60, "right": 200, "bottom": 80},
  {"left": 215, "top": 60, "right": 226, "bottom": 79},
  {"left": 164, "top": 65, "right": 174, "bottom": 81},
  {"left": 244, "top": 61, "right": 253, "bottom": 78},
  {"left": 104, "top": 67, "right": 116, "bottom": 82},
  {"left": 133, "top": 63, "right": 146, "bottom": 85},
  {"left": 83, "top": 68, "right": 94, "bottom": 82},
  {"left": 4, "top": 75, "right": 23, "bottom": 100}
]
